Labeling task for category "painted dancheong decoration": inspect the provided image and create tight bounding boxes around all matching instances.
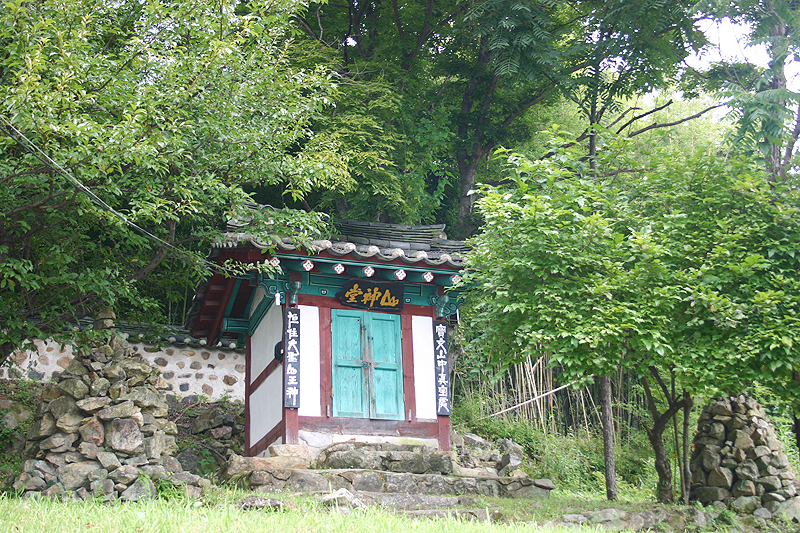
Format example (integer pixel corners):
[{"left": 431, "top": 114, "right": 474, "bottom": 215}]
[{"left": 187, "top": 216, "right": 466, "bottom": 456}]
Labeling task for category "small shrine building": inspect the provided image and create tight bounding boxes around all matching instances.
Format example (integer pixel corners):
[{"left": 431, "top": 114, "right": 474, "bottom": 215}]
[{"left": 188, "top": 219, "right": 465, "bottom": 456}]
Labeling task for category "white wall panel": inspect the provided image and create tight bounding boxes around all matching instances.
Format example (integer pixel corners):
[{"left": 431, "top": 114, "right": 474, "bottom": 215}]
[
  {"left": 412, "top": 315, "right": 437, "bottom": 420},
  {"left": 248, "top": 369, "right": 283, "bottom": 447},
  {"left": 298, "top": 305, "right": 321, "bottom": 417},
  {"left": 250, "top": 295, "right": 283, "bottom": 384}
]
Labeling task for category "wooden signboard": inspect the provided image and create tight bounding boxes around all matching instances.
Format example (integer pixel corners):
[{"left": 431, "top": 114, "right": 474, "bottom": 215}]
[
  {"left": 336, "top": 279, "right": 404, "bottom": 312},
  {"left": 284, "top": 308, "right": 300, "bottom": 408},
  {"left": 433, "top": 320, "right": 451, "bottom": 416}
]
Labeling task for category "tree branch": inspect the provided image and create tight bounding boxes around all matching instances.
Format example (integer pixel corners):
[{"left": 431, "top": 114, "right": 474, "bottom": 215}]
[
  {"left": 615, "top": 100, "right": 674, "bottom": 134},
  {"left": 128, "top": 220, "right": 176, "bottom": 282},
  {"left": 781, "top": 99, "right": 800, "bottom": 174},
  {"left": 650, "top": 365, "right": 672, "bottom": 402},
  {"left": 500, "top": 85, "right": 556, "bottom": 129},
  {"left": 628, "top": 105, "right": 723, "bottom": 137},
  {"left": 2, "top": 190, "right": 74, "bottom": 219}
]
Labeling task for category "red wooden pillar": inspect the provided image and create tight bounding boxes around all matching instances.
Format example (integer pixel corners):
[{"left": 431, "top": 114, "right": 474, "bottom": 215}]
[
  {"left": 284, "top": 409, "right": 299, "bottom": 444},
  {"left": 438, "top": 416, "right": 451, "bottom": 451}
]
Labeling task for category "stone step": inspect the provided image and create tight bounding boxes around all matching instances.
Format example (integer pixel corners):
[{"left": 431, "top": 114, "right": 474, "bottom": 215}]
[
  {"left": 357, "top": 491, "right": 476, "bottom": 510},
  {"left": 316, "top": 442, "right": 455, "bottom": 475},
  {"left": 400, "top": 508, "right": 499, "bottom": 522},
  {"left": 233, "top": 466, "right": 553, "bottom": 499}
]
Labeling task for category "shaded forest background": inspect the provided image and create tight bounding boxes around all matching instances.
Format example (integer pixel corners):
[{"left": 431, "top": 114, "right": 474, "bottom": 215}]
[{"left": 3, "top": 0, "right": 800, "bottom": 504}]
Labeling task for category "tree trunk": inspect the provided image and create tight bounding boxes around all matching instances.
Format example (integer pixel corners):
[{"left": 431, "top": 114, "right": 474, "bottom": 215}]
[
  {"left": 600, "top": 375, "right": 618, "bottom": 501},
  {"left": 793, "top": 372, "right": 800, "bottom": 463},
  {"left": 455, "top": 158, "right": 482, "bottom": 238},
  {"left": 682, "top": 390, "right": 693, "bottom": 505},
  {"left": 766, "top": 15, "right": 789, "bottom": 178},
  {"left": 647, "top": 423, "right": 674, "bottom": 503},
  {"left": 640, "top": 370, "right": 689, "bottom": 504}
]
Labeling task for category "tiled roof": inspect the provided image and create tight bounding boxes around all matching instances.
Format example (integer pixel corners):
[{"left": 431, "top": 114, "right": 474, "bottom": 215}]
[
  {"left": 216, "top": 217, "right": 468, "bottom": 268},
  {"left": 74, "top": 319, "right": 244, "bottom": 351}
]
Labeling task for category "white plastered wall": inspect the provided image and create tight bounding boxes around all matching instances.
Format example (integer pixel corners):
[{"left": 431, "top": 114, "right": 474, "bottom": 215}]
[
  {"left": 249, "top": 370, "right": 284, "bottom": 448},
  {"left": 248, "top": 291, "right": 284, "bottom": 448},
  {"left": 249, "top": 288, "right": 283, "bottom": 384},
  {"left": 297, "top": 305, "right": 321, "bottom": 417},
  {"left": 412, "top": 315, "right": 437, "bottom": 420}
]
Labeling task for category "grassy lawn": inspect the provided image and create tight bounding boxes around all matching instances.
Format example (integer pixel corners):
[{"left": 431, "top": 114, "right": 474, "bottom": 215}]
[
  {"left": 0, "top": 491, "right": 605, "bottom": 533},
  {"left": 3, "top": 486, "right": 794, "bottom": 533}
]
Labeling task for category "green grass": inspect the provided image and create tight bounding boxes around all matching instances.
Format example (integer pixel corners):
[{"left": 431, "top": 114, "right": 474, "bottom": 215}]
[{"left": 0, "top": 491, "right": 614, "bottom": 533}]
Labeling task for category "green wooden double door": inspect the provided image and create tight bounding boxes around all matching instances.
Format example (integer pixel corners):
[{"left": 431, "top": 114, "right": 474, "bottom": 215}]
[{"left": 332, "top": 309, "right": 404, "bottom": 421}]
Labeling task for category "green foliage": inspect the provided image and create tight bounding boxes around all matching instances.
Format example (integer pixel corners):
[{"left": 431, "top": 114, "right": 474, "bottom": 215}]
[
  {"left": 462, "top": 130, "right": 800, "bottom": 500},
  {"left": 0, "top": 0, "right": 347, "bottom": 357},
  {"left": 716, "top": 508, "right": 738, "bottom": 526},
  {"left": 465, "top": 131, "right": 800, "bottom": 397},
  {"left": 452, "top": 395, "right": 657, "bottom": 495},
  {"left": 196, "top": 447, "right": 219, "bottom": 478},
  {"left": 0, "top": 379, "right": 41, "bottom": 492},
  {"left": 297, "top": 0, "right": 706, "bottom": 234},
  {"left": 694, "top": 0, "right": 800, "bottom": 177},
  {"left": 153, "top": 478, "right": 189, "bottom": 502}
]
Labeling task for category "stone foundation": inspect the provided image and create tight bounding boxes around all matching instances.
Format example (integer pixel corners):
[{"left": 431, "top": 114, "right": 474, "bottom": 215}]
[
  {"left": 219, "top": 437, "right": 552, "bottom": 500},
  {"left": 221, "top": 452, "right": 552, "bottom": 499}
]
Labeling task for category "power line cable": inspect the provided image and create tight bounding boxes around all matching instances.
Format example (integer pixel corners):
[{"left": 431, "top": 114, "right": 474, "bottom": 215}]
[{"left": 0, "top": 113, "right": 237, "bottom": 276}]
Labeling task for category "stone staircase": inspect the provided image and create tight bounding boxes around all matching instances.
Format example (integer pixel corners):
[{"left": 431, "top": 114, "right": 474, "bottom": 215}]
[{"left": 219, "top": 441, "right": 554, "bottom": 500}]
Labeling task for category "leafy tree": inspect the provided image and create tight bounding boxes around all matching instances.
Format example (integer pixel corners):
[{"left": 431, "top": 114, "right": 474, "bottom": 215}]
[
  {"left": 693, "top": 0, "right": 800, "bottom": 179},
  {"left": 297, "top": 0, "right": 705, "bottom": 236},
  {"left": 462, "top": 132, "right": 800, "bottom": 502},
  {"left": 0, "top": 0, "right": 348, "bottom": 361}
]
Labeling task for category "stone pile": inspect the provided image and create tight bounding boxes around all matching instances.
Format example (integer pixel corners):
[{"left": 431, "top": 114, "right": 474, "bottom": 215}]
[
  {"left": 14, "top": 332, "right": 208, "bottom": 501},
  {"left": 0, "top": 397, "right": 32, "bottom": 456},
  {"left": 690, "top": 395, "right": 800, "bottom": 518},
  {"left": 452, "top": 432, "right": 525, "bottom": 477},
  {"left": 174, "top": 403, "right": 244, "bottom": 474},
  {"left": 552, "top": 507, "right": 713, "bottom": 531}
]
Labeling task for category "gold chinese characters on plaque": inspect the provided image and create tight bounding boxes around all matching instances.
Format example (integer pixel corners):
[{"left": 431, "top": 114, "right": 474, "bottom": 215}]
[{"left": 336, "top": 279, "right": 404, "bottom": 311}]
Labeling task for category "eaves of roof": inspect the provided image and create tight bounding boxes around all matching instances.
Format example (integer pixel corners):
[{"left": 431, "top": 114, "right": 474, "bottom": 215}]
[{"left": 213, "top": 233, "right": 466, "bottom": 269}]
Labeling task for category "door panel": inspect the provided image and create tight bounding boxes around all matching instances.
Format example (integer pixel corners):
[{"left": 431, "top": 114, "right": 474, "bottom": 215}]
[
  {"left": 331, "top": 309, "right": 403, "bottom": 420},
  {"left": 373, "top": 366, "right": 402, "bottom": 419},
  {"left": 369, "top": 313, "right": 403, "bottom": 420},
  {"left": 332, "top": 310, "right": 367, "bottom": 418}
]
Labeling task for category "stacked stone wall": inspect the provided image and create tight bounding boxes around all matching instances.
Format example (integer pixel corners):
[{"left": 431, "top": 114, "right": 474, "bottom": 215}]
[
  {"left": 691, "top": 396, "right": 798, "bottom": 518},
  {"left": 14, "top": 334, "right": 207, "bottom": 501}
]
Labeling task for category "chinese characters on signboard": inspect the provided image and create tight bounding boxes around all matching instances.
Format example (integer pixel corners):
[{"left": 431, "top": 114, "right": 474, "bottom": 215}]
[
  {"left": 433, "top": 320, "right": 451, "bottom": 416},
  {"left": 336, "top": 279, "right": 404, "bottom": 312},
  {"left": 284, "top": 309, "right": 300, "bottom": 408}
]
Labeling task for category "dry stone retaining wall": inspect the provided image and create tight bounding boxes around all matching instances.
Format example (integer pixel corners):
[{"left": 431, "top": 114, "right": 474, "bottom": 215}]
[
  {"left": 14, "top": 334, "right": 208, "bottom": 501},
  {"left": 690, "top": 396, "right": 799, "bottom": 519},
  {"left": 1, "top": 337, "right": 244, "bottom": 401}
]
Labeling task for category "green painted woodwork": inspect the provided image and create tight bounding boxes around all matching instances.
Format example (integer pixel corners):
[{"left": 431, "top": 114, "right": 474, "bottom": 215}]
[
  {"left": 332, "top": 311, "right": 369, "bottom": 418},
  {"left": 306, "top": 273, "right": 439, "bottom": 306},
  {"left": 369, "top": 313, "right": 403, "bottom": 419},
  {"left": 331, "top": 309, "right": 404, "bottom": 420},
  {"left": 222, "top": 317, "right": 249, "bottom": 333}
]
